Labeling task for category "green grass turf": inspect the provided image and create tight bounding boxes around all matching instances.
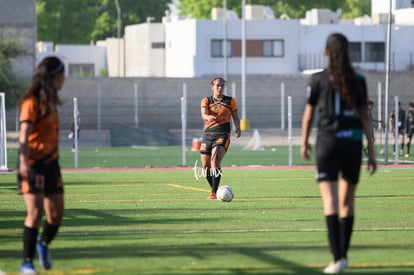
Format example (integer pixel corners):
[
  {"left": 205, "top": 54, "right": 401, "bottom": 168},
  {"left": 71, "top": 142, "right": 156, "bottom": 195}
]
[
  {"left": 0, "top": 168, "right": 413, "bottom": 274},
  {"left": 5, "top": 144, "right": 413, "bottom": 169}
]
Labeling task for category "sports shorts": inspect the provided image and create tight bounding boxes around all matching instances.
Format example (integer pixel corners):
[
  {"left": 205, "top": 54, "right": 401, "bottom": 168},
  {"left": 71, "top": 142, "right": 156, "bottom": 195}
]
[
  {"left": 315, "top": 139, "right": 362, "bottom": 185},
  {"left": 407, "top": 128, "right": 414, "bottom": 138},
  {"left": 393, "top": 127, "right": 405, "bottom": 136},
  {"left": 200, "top": 133, "right": 230, "bottom": 155},
  {"left": 17, "top": 159, "right": 64, "bottom": 195}
]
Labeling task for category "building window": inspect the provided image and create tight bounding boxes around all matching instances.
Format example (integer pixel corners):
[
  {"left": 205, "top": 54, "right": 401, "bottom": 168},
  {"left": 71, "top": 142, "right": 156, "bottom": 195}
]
[
  {"left": 365, "top": 42, "right": 385, "bottom": 62},
  {"left": 262, "top": 40, "right": 284, "bottom": 57},
  {"left": 152, "top": 42, "right": 165, "bottom": 49},
  {"left": 349, "top": 42, "right": 362, "bottom": 62},
  {"left": 211, "top": 39, "right": 232, "bottom": 57},
  {"left": 215, "top": 39, "right": 284, "bottom": 58},
  {"left": 69, "top": 64, "right": 94, "bottom": 77}
]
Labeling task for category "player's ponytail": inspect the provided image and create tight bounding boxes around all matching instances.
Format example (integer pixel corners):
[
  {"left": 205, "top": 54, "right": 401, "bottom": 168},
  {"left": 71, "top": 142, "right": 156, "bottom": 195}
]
[{"left": 326, "top": 33, "right": 364, "bottom": 116}]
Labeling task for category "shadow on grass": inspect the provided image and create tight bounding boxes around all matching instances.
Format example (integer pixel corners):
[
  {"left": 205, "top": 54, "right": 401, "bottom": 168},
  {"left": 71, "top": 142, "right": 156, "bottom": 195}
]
[
  {"left": 1, "top": 207, "right": 413, "bottom": 274},
  {"left": 1, "top": 240, "right": 413, "bottom": 274}
]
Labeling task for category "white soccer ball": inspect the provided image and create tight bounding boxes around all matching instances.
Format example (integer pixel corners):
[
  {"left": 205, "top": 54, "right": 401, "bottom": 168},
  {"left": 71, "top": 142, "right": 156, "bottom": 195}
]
[{"left": 216, "top": 185, "right": 234, "bottom": 202}]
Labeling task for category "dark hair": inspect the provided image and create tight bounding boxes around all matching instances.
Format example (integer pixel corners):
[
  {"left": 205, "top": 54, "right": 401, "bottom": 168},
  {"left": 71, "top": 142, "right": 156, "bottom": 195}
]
[
  {"left": 210, "top": 77, "right": 226, "bottom": 86},
  {"left": 19, "top": 56, "right": 64, "bottom": 117},
  {"left": 409, "top": 102, "right": 414, "bottom": 108},
  {"left": 326, "top": 33, "right": 364, "bottom": 114}
]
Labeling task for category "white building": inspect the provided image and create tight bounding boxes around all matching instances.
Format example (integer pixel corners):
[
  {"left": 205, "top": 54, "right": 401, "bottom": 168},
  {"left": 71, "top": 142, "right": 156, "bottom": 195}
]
[
  {"left": 37, "top": 42, "right": 107, "bottom": 77},
  {"left": 37, "top": 2, "right": 414, "bottom": 77},
  {"left": 125, "top": 23, "right": 165, "bottom": 77}
]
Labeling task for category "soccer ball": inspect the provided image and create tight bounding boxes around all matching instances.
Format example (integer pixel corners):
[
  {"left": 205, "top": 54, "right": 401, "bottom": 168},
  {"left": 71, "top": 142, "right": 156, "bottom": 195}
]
[{"left": 216, "top": 185, "right": 234, "bottom": 202}]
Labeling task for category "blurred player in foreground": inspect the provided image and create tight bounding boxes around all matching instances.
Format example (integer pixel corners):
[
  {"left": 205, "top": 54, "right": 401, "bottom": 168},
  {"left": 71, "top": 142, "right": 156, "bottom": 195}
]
[
  {"left": 301, "top": 33, "right": 377, "bottom": 274},
  {"left": 17, "top": 56, "right": 65, "bottom": 274}
]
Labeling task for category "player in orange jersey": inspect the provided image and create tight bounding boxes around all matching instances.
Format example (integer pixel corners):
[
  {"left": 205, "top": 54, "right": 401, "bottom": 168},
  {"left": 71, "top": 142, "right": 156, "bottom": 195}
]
[
  {"left": 200, "top": 77, "right": 241, "bottom": 199},
  {"left": 17, "top": 56, "right": 65, "bottom": 275}
]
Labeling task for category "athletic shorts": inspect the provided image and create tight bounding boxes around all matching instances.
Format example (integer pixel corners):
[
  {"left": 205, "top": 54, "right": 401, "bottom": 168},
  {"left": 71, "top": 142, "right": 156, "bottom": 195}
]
[
  {"left": 315, "top": 139, "right": 362, "bottom": 185},
  {"left": 407, "top": 128, "right": 414, "bottom": 138},
  {"left": 200, "top": 133, "right": 230, "bottom": 155},
  {"left": 17, "top": 159, "right": 64, "bottom": 195},
  {"left": 394, "top": 127, "right": 405, "bottom": 136}
]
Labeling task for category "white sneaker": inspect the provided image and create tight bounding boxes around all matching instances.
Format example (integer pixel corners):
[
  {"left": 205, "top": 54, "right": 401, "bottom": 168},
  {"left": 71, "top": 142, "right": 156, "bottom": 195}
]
[{"left": 323, "top": 258, "right": 348, "bottom": 274}]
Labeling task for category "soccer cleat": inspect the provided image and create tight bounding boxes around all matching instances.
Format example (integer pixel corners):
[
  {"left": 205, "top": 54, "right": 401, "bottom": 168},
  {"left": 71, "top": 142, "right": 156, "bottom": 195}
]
[
  {"left": 19, "top": 262, "right": 37, "bottom": 275},
  {"left": 207, "top": 192, "right": 216, "bottom": 200},
  {"left": 323, "top": 258, "right": 348, "bottom": 274},
  {"left": 36, "top": 238, "right": 52, "bottom": 270}
]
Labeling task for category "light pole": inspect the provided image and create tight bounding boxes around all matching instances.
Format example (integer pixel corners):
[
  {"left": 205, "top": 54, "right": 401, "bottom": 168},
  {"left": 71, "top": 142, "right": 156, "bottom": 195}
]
[
  {"left": 223, "top": 0, "right": 228, "bottom": 81},
  {"left": 384, "top": 0, "right": 392, "bottom": 163},
  {"left": 240, "top": 0, "right": 249, "bottom": 131},
  {"left": 115, "top": 0, "right": 121, "bottom": 77}
]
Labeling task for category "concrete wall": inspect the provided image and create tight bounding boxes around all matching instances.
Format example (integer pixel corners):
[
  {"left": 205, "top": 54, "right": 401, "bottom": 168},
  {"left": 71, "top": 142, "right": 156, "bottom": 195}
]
[
  {"left": 0, "top": 0, "right": 36, "bottom": 77},
  {"left": 125, "top": 23, "right": 165, "bottom": 77},
  {"left": 7, "top": 71, "right": 413, "bottom": 133}
]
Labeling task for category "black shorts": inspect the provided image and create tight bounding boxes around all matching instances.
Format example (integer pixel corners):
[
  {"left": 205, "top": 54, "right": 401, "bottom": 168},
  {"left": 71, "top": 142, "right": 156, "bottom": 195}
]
[
  {"left": 393, "top": 127, "right": 405, "bottom": 136},
  {"left": 200, "top": 133, "right": 230, "bottom": 155},
  {"left": 407, "top": 128, "right": 414, "bottom": 138},
  {"left": 315, "top": 139, "right": 362, "bottom": 185},
  {"left": 17, "top": 159, "right": 64, "bottom": 195}
]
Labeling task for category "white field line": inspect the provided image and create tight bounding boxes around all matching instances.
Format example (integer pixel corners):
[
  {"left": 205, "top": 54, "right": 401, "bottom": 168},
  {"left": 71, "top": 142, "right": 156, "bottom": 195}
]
[{"left": 3, "top": 226, "right": 413, "bottom": 238}]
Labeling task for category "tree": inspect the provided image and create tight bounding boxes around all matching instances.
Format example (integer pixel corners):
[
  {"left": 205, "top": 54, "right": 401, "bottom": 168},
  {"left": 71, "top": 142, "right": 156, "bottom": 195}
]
[
  {"left": 178, "top": 0, "right": 371, "bottom": 20},
  {"left": 0, "top": 34, "right": 25, "bottom": 109},
  {"left": 341, "top": 0, "right": 371, "bottom": 18},
  {"left": 37, "top": 0, "right": 171, "bottom": 44},
  {"left": 91, "top": 0, "right": 171, "bottom": 41},
  {"left": 37, "top": 0, "right": 98, "bottom": 44}
]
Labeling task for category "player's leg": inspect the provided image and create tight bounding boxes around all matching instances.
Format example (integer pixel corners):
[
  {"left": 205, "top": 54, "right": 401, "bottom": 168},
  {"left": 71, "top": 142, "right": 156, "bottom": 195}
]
[
  {"left": 399, "top": 132, "right": 405, "bottom": 154},
  {"left": 319, "top": 180, "right": 341, "bottom": 260},
  {"left": 319, "top": 180, "right": 351, "bottom": 274},
  {"left": 334, "top": 144, "right": 361, "bottom": 273},
  {"left": 406, "top": 134, "right": 412, "bottom": 157},
  {"left": 17, "top": 163, "right": 46, "bottom": 273},
  {"left": 200, "top": 153, "right": 212, "bottom": 188},
  {"left": 42, "top": 194, "right": 64, "bottom": 243},
  {"left": 338, "top": 179, "right": 356, "bottom": 260},
  {"left": 21, "top": 192, "right": 44, "bottom": 274},
  {"left": 37, "top": 161, "right": 64, "bottom": 270},
  {"left": 209, "top": 134, "right": 230, "bottom": 196},
  {"left": 200, "top": 135, "right": 213, "bottom": 194},
  {"left": 317, "top": 141, "right": 352, "bottom": 273},
  {"left": 210, "top": 144, "right": 226, "bottom": 195}
]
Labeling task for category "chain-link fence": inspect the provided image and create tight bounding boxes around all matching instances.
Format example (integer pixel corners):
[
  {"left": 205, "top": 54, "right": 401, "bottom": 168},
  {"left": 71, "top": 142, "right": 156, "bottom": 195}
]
[{"left": 5, "top": 72, "right": 414, "bottom": 162}]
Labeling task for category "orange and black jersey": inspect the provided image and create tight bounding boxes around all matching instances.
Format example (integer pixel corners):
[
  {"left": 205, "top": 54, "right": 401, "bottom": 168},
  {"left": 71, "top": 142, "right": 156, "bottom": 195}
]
[
  {"left": 20, "top": 96, "right": 60, "bottom": 164},
  {"left": 201, "top": 95, "right": 238, "bottom": 134}
]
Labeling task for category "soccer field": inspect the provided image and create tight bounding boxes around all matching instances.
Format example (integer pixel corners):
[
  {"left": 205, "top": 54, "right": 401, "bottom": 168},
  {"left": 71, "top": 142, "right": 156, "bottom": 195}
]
[
  {"left": 6, "top": 144, "right": 414, "bottom": 169},
  {"left": 0, "top": 167, "right": 413, "bottom": 274}
]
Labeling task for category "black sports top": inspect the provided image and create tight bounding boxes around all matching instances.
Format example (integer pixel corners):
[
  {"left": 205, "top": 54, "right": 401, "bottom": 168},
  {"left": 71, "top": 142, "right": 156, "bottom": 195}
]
[{"left": 306, "top": 69, "right": 367, "bottom": 142}]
